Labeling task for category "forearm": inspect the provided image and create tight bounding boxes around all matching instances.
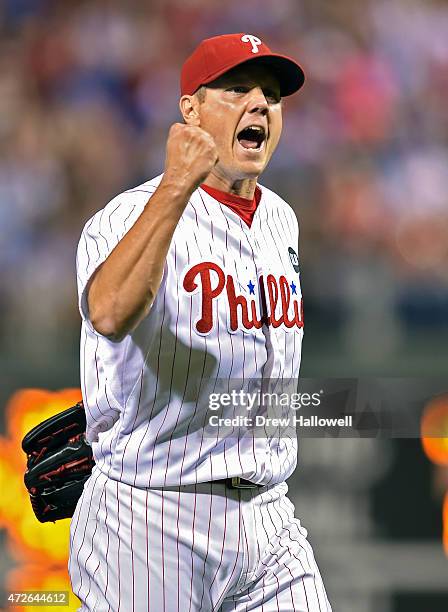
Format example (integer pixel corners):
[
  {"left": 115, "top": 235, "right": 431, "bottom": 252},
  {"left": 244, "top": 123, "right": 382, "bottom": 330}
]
[{"left": 88, "top": 177, "right": 192, "bottom": 340}]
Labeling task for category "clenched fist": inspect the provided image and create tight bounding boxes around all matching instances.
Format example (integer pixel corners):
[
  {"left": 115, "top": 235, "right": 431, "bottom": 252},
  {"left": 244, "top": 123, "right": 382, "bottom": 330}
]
[{"left": 163, "top": 123, "right": 219, "bottom": 192}]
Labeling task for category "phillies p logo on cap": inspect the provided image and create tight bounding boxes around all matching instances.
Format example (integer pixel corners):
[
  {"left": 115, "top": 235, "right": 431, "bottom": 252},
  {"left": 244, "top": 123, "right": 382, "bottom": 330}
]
[
  {"left": 241, "top": 34, "right": 262, "bottom": 54},
  {"left": 180, "top": 33, "right": 305, "bottom": 97}
]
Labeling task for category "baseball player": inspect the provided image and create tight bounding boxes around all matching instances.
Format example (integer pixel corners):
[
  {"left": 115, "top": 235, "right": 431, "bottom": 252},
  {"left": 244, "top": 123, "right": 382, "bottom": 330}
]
[{"left": 69, "top": 33, "right": 332, "bottom": 611}]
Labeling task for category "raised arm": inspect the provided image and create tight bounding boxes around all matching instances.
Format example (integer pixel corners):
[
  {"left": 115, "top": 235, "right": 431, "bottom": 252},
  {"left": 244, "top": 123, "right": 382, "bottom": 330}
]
[{"left": 87, "top": 123, "right": 218, "bottom": 341}]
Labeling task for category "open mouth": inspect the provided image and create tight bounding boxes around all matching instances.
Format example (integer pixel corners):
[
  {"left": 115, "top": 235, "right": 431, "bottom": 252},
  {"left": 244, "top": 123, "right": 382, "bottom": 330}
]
[{"left": 236, "top": 125, "right": 267, "bottom": 151}]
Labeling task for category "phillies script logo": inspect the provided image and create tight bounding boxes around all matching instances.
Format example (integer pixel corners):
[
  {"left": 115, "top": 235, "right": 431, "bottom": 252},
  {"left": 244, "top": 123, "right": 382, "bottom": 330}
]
[{"left": 183, "top": 262, "right": 304, "bottom": 335}]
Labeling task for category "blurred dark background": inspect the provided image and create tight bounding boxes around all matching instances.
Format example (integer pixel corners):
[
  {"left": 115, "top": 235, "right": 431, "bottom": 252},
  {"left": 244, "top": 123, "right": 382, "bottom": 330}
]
[{"left": 0, "top": 1, "right": 447, "bottom": 610}]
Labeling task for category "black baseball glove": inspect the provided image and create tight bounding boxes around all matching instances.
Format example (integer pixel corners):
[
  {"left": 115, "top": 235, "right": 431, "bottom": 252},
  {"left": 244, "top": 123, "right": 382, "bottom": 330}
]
[{"left": 22, "top": 401, "right": 95, "bottom": 523}]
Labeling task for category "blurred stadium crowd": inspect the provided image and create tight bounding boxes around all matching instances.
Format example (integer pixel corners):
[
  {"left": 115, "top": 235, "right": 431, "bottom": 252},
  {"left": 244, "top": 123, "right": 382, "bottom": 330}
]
[{"left": 1, "top": 0, "right": 447, "bottom": 376}]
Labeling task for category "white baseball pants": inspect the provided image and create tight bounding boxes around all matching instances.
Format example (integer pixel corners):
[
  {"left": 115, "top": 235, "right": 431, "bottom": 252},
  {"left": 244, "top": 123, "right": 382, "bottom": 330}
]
[{"left": 69, "top": 466, "right": 331, "bottom": 611}]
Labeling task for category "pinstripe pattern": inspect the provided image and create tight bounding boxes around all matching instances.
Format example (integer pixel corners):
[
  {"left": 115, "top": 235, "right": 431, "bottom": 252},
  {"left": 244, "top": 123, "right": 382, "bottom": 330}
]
[
  {"left": 70, "top": 467, "right": 331, "bottom": 611},
  {"left": 75, "top": 174, "right": 303, "bottom": 489},
  {"left": 69, "top": 174, "right": 331, "bottom": 610}
]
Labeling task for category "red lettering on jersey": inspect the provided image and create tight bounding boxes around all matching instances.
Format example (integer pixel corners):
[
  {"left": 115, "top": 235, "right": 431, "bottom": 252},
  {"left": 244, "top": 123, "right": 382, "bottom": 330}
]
[
  {"left": 295, "top": 298, "right": 304, "bottom": 328},
  {"left": 226, "top": 275, "right": 254, "bottom": 331},
  {"left": 278, "top": 276, "right": 304, "bottom": 328},
  {"left": 183, "top": 262, "right": 225, "bottom": 333},
  {"left": 183, "top": 263, "right": 303, "bottom": 334},
  {"left": 266, "top": 274, "right": 283, "bottom": 328},
  {"left": 225, "top": 275, "right": 266, "bottom": 331}
]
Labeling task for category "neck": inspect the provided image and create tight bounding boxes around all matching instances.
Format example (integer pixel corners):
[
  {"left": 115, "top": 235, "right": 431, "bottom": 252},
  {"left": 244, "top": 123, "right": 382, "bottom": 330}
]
[{"left": 202, "top": 170, "right": 257, "bottom": 200}]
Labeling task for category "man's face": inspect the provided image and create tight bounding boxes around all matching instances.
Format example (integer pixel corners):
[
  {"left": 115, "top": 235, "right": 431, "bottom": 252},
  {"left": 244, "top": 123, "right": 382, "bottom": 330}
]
[{"left": 193, "top": 63, "right": 283, "bottom": 181}]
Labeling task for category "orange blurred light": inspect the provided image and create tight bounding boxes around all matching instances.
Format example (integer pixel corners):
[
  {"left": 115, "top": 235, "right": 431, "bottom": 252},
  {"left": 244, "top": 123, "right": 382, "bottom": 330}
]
[
  {"left": 421, "top": 395, "right": 448, "bottom": 466},
  {"left": 0, "top": 388, "right": 82, "bottom": 611},
  {"left": 421, "top": 394, "right": 448, "bottom": 558}
]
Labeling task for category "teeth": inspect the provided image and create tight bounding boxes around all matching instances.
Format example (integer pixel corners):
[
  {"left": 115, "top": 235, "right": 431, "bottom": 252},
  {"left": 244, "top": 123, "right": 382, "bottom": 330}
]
[
  {"left": 238, "top": 125, "right": 266, "bottom": 140},
  {"left": 237, "top": 125, "right": 266, "bottom": 149}
]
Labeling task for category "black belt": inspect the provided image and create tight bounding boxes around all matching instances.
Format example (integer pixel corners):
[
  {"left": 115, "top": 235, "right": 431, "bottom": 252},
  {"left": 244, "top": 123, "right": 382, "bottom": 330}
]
[{"left": 213, "top": 477, "right": 263, "bottom": 490}]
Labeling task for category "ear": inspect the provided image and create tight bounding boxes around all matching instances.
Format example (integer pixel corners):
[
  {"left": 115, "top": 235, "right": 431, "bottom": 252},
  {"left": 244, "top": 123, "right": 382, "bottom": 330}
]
[{"left": 179, "top": 95, "right": 201, "bottom": 126}]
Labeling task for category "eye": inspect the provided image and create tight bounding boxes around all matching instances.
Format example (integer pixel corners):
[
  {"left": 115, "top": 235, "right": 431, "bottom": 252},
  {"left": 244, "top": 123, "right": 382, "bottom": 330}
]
[
  {"left": 226, "top": 85, "right": 281, "bottom": 103},
  {"left": 227, "top": 86, "right": 249, "bottom": 94},
  {"left": 264, "top": 90, "right": 281, "bottom": 104}
]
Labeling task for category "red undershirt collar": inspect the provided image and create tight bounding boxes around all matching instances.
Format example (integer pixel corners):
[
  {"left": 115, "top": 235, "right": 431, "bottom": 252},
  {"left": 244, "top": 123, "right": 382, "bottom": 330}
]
[{"left": 200, "top": 183, "right": 262, "bottom": 228}]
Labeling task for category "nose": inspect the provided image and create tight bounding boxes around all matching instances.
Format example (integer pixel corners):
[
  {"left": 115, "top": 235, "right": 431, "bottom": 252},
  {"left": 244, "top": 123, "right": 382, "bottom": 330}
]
[{"left": 246, "top": 87, "right": 269, "bottom": 115}]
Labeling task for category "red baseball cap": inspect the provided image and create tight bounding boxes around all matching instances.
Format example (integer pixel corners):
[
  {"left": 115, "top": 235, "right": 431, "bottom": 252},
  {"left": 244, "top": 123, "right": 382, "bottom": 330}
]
[{"left": 181, "top": 33, "right": 305, "bottom": 97}]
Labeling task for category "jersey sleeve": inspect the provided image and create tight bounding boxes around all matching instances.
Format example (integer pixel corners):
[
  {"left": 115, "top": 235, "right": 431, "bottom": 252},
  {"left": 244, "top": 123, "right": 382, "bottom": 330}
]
[
  {"left": 289, "top": 206, "right": 299, "bottom": 246},
  {"left": 275, "top": 191, "right": 300, "bottom": 246},
  {"left": 76, "top": 191, "right": 152, "bottom": 334}
]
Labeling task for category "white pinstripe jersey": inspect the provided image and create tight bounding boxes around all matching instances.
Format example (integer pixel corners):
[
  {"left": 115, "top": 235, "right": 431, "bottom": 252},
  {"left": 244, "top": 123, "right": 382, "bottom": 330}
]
[{"left": 77, "top": 173, "right": 304, "bottom": 488}]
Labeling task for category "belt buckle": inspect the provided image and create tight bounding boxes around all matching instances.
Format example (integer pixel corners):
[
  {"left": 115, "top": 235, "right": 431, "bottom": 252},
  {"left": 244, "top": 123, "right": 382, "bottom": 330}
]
[{"left": 230, "top": 477, "right": 259, "bottom": 489}]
